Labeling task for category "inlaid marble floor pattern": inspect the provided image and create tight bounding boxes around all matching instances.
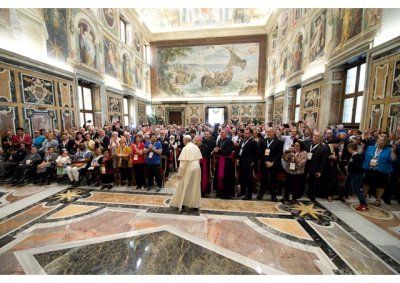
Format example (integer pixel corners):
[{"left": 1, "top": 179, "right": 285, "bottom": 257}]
[{"left": 0, "top": 183, "right": 399, "bottom": 275}]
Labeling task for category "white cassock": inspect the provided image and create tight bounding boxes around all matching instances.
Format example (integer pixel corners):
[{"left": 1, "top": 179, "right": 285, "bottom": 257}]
[{"left": 169, "top": 142, "right": 202, "bottom": 211}]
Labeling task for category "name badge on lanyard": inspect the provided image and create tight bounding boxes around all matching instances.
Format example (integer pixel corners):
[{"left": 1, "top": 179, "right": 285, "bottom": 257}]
[
  {"left": 148, "top": 151, "right": 153, "bottom": 159},
  {"left": 308, "top": 144, "right": 318, "bottom": 160},
  {"left": 101, "top": 166, "right": 106, "bottom": 174},
  {"left": 134, "top": 154, "right": 139, "bottom": 160},
  {"left": 265, "top": 139, "right": 274, "bottom": 156},
  {"left": 370, "top": 148, "right": 381, "bottom": 167},
  {"left": 290, "top": 162, "right": 296, "bottom": 170}
]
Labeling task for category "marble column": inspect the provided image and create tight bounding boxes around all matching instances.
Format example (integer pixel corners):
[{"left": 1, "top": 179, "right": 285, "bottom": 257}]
[
  {"left": 266, "top": 96, "right": 274, "bottom": 123},
  {"left": 326, "top": 67, "right": 344, "bottom": 126},
  {"left": 285, "top": 87, "right": 296, "bottom": 123}
]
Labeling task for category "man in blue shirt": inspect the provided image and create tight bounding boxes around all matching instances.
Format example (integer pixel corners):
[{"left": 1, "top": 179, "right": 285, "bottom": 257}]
[{"left": 144, "top": 133, "right": 163, "bottom": 192}]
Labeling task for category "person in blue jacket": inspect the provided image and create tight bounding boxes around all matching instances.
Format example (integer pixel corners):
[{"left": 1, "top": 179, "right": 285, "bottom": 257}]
[{"left": 362, "top": 136, "right": 397, "bottom": 206}]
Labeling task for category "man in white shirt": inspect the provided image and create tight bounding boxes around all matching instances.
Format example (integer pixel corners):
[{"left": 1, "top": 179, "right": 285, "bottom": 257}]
[{"left": 281, "top": 128, "right": 299, "bottom": 151}]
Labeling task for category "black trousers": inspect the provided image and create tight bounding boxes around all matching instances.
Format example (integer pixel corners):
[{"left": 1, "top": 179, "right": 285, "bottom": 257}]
[
  {"left": 259, "top": 167, "right": 278, "bottom": 198},
  {"left": 133, "top": 163, "right": 146, "bottom": 187},
  {"left": 284, "top": 173, "right": 305, "bottom": 200},
  {"left": 307, "top": 173, "right": 322, "bottom": 202},
  {"left": 239, "top": 165, "right": 254, "bottom": 197},
  {"left": 384, "top": 168, "right": 400, "bottom": 201},
  {"left": 146, "top": 163, "right": 162, "bottom": 188},
  {"left": 119, "top": 167, "right": 131, "bottom": 184},
  {"left": 14, "top": 165, "right": 31, "bottom": 180}
]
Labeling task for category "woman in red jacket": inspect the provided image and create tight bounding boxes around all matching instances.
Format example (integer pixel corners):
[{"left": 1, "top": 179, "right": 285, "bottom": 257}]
[{"left": 131, "top": 133, "right": 146, "bottom": 190}]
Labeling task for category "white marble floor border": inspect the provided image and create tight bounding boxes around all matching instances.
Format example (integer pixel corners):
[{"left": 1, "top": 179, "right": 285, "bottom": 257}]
[
  {"left": 308, "top": 221, "right": 398, "bottom": 274},
  {"left": 14, "top": 225, "right": 287, "bottom": 275},
  {"left": 0, "top": 185, "right": 68, "bottom": 218}
]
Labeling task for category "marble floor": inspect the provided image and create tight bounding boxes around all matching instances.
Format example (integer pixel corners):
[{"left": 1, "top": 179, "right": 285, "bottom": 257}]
[{"left": 0, "top": 176, "right": 399, "bottom": 275}]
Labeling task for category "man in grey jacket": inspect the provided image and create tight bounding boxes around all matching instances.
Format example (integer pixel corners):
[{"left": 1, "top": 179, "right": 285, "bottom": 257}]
[{"left": 11, "top": 147, "right": 42, "bottom": 185}]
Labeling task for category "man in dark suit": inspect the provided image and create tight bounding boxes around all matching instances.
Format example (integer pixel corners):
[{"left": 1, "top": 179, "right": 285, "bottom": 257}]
[
  {"left": 257, "top": 127, "right": 283, "bottom": 202},
  {"left": 202, "top": 130, "right": 216, "bottom": 158},
  {"left": 159, "top": 130, "right": 171, "bottom": 179},
  {"left": 305, "top": 131, "right": 329, "bottom": 202},
  {"left": 237, "top": 128, "right": 258, "bottom": 200}
]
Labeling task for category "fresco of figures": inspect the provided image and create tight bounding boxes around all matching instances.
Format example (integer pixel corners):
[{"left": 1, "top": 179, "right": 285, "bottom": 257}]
[
  {"left": 156, "top": 42, "right": 260, "bottom": 97},
  {"left": 332, "top": 9, "right": 363, "bottom": 49},
  {"left": 104, "top": 37, "right": 118, "bottom": 78},
  {"left": 102, "top": 8, "right": 117, "bottom": 30},
  {"left": 43, "top": 9, "right": 69, "bottom": 61},
  {"left": 139, "top": 8, "right": 271, "bottom": 32},
  {"left": 77, "top": 21, "right": 97, "bottom": 68},
  {"left": 309, "top": 9, "right": 326, "bottom": 62},
  {"left": 122, "top": 53, "right": 134, "bottom": 87}
]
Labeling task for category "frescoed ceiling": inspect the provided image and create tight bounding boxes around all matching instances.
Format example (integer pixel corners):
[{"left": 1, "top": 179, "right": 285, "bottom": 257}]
[{"left": 137, "top": 8, "right": 272, "bottom": 33}]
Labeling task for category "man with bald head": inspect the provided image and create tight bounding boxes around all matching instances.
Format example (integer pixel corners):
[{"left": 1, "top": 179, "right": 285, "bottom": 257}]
[
  {"left": 257, "top": 127, "right": 283, "bottom": 202},
  {"left": 305, "top": 131, "right": 329, "bottom": 202}
]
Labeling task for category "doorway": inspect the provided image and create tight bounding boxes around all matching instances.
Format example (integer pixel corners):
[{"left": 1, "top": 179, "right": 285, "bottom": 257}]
[
  {"left": 168, "top": 111, "right": 182, "bottom": 125},
  {"left": 206, "top": 107, "right": 226, "bottom": 126}
]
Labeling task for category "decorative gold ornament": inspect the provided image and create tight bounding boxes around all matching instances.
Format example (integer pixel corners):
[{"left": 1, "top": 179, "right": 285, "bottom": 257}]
[
  {"left": 292, "top": 202, "right": 325, "bottom": 220},
  {"left": 54, "top": 189, "right": 85, "bottom": 202}
]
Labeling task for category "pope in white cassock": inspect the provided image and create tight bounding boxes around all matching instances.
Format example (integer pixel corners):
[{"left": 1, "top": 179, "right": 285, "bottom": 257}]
[{"left": 170, "top": 135, "right": 202, "bottom": 212}]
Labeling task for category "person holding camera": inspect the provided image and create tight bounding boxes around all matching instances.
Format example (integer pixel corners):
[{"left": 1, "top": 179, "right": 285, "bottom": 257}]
[{"left": 281, "top": 140, "right": 308, "bottom": 204}]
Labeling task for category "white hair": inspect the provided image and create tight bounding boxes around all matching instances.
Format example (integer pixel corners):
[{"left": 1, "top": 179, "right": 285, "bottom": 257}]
[{"left": 183, "top": 135, "right": 192, "bottom": 141}]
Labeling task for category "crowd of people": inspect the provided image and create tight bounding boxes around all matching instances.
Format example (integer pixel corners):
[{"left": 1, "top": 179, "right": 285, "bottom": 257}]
[{"left": 0, "top": 120, "right": 399, "bottom": 211}]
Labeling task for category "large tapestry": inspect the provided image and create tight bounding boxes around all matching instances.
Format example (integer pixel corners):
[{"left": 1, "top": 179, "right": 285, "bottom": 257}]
[
  {"left": 43, "top": 9, "right": 69, "bottom": 61},
  {"left": 156, "top": 42, "right": 261, "bottom": 97}
]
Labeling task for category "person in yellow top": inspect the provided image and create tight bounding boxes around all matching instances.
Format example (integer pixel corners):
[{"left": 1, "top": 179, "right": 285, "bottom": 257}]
[{"left": 116, "top": 137, "right": 132, "bottom": 186}]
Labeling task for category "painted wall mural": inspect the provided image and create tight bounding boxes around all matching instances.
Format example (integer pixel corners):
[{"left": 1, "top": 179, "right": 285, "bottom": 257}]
[
  {"left": 43, "top": 9, "right": 69, "bottom": 61},
  {"left": 0, "top": 68, "right": 16, "bottom": 102},
  {"left": 388, "top": 103, "right": 400, "bottom": 132},
  {"left": 370, "top": 104, "right": 384, "bottom": 130},
  {"left": 21, "top": 74, "right": 54, "bottom": 105},
  {"left": 122, "top": 53, "right": 133, "bottom": 87},
  {"left": 279, "top": 10, "right": 289, "bottom": 40},
  {"left": 304, "top": 87, "right": 320, "bottom": 110},
  {"left": 137, "top": 100, "right": 147, "bottom": 125},
  {"left": 292, "top": 33, "right": 303, "bottom": 73},
  {"left": 104, "top": 37, "right": 118, "bottom": 78},
  {"left": 135, "top": 59, "right": 143, "bottom": 90},
  {"left": 332, "top": 9, "right": 363, "bottom": 50},
  {"left": 24, "top": 108, "right": 57, "bottom": 134},
  {"left": 392, "top": 60, "right": 400, "bottom": 97},
  {"left": 77, "top": 21, "right": 97, "bottom": 68},
  {"left": 309, "top": 9, "right": 326, "bottom": 62},
  {"left": 102, "top": 8, "right": 117, "bottom": 29},
  {"left": 58, "top": 83, "right": 73, "bottom": 107},
  {"left": 0, "top": 106, "right": 18, "bottom": 133},
  {"left": 363, "top": 8, "right": 382, "bottom": 29},
  {"left": 156, "top": 42, "right": 260, "bottom": 97},
  {"left": 61, "top": 110, "right": 74, "bottom": 130}
]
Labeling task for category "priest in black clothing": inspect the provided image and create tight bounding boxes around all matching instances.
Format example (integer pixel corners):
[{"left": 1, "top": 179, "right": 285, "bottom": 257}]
[
  {"left": 257, "top": 127, "right": 283, "bottom": 202},
  {"left": 194, "top": 136, "right": 211, "bottom": 197},
  {"left": 212, "top": 129, "right": 235, "bottom": 199},
  {"left": 237, "top": 128, "right": 258, "bottom": 200},
  {"left": 305, "top": 131, "right": 329, "bottom": 202},
  {"left": 202, "top": 130, "right": 216, "bottom": 156}
]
